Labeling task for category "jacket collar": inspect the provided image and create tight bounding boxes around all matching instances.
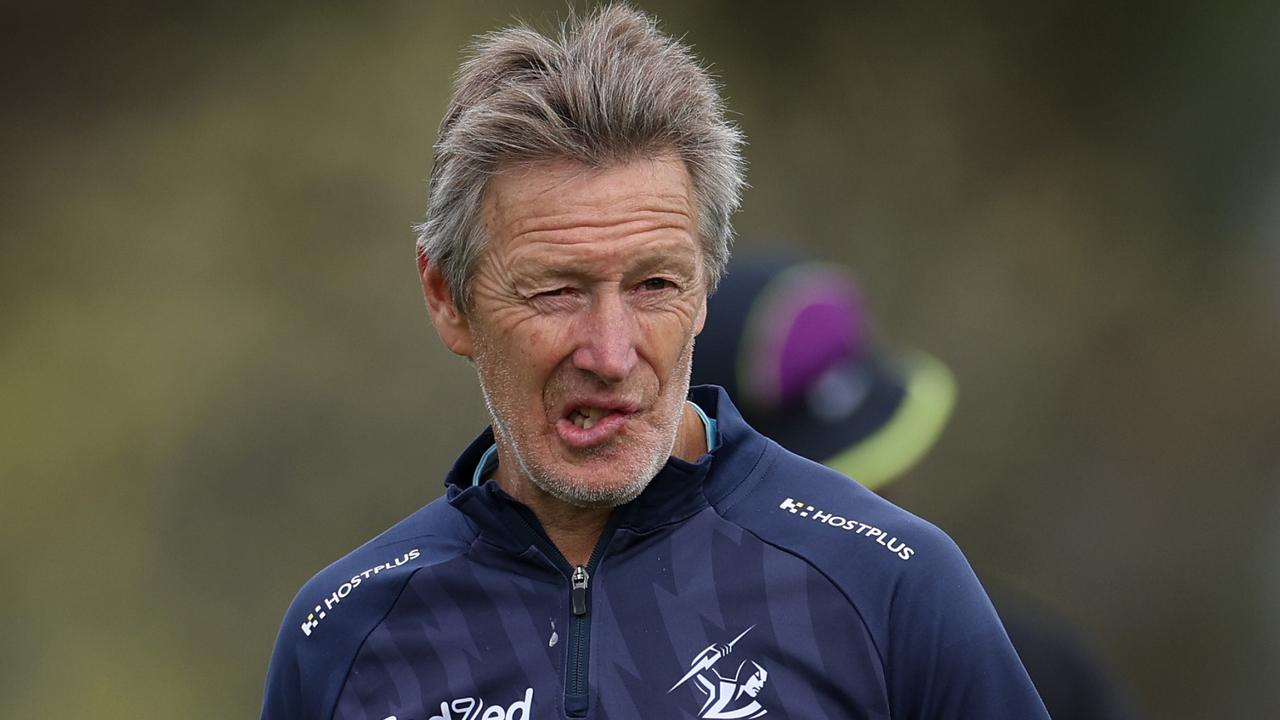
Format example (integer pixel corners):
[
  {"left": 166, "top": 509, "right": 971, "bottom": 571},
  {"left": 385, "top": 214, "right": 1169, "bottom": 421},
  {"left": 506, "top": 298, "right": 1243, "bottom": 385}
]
[{"left": 443, "top": 386, "right": 770, "bottom": 550}]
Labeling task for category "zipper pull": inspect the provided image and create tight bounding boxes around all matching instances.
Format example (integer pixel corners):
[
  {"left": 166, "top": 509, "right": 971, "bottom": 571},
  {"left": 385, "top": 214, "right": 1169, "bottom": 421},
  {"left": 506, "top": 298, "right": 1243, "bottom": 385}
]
[{"left": 571, "top": 565, "right": 590, "bottom": 616}]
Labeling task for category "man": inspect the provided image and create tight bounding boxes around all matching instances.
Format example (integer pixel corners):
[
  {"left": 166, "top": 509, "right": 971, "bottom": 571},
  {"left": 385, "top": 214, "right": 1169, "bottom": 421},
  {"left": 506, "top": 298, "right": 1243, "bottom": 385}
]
[
  {"left": 691, "top": 254, "right": 1140, "bottom": 720},
  {"left": 262, "top": 6, "right": 1048, "bottom": 719}
]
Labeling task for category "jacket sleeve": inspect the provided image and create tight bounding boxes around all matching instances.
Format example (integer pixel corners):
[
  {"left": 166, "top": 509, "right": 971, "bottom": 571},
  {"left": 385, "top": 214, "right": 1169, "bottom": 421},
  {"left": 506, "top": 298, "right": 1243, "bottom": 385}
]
[
  {"left": 261, "top": 606, "right": 305, "bottom": 720},
  {"left": 885, "top": 531, "right": 1049, "bottom": 719},
  {"left": 259, "top": 571, "right": 409, "bottom": 720}
]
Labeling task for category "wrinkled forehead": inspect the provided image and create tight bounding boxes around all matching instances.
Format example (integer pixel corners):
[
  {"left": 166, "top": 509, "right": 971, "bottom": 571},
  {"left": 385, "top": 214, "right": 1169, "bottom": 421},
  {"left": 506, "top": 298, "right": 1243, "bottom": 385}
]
[
  {"left": 484, "top": 154, "right": 696, "bottom": 224},
  {"left": 479, "top": 154, "right": 702, "bottom": 271}
]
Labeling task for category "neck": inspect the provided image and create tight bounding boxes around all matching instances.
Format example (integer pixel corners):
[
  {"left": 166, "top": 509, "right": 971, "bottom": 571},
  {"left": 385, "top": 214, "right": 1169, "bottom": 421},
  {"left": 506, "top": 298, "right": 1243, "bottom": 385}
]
[{"left": 495, "top": 401, "right": 708, "bottom": 567}]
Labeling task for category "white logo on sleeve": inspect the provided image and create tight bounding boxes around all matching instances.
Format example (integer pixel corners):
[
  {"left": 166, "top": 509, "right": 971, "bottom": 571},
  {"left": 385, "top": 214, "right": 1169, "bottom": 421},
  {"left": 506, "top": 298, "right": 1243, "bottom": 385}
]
[
  {"left": 300, "top": 548, "right": 421, "bottom": 637},
  {"left": 778, "top": 497, "right": 915, "bottom": 560},
  {"left": 670, "top": 626, "right": 769, "bottom": 719}
]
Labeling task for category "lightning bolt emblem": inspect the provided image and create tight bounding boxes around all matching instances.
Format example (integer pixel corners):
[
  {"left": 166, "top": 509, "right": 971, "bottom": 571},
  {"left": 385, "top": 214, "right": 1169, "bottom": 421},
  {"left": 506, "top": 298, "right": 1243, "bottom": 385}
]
[{"left": 668, "top": 624, "right": 756, "bottom": 693}]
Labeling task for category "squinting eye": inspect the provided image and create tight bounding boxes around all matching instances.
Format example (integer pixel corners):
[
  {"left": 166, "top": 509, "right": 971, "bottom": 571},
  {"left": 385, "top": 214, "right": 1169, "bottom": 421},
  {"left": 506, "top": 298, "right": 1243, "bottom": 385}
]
[
  {"left": 639, "top": 278, "right": 675, "bottom": 292},
  {"left": 537, "top": 288, "right": 573, "bottom": 298}
]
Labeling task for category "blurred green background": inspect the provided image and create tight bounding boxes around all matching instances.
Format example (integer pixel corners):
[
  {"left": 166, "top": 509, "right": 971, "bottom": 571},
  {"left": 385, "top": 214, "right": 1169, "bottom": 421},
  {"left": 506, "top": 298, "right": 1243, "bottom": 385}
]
[{"left": 4, "top": 1, "right": 1279, "bottom": 717}]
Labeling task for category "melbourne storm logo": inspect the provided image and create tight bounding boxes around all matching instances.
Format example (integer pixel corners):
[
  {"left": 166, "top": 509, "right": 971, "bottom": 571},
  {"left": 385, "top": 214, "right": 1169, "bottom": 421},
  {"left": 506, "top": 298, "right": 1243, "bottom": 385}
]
[{"left": 669, "top": 626, "right": 769, "bottom": 719}]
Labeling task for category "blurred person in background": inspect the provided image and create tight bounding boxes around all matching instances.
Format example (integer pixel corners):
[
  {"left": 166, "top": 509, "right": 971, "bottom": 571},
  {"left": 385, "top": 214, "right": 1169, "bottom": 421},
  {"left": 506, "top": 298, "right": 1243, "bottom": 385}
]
[
  {"left": 692, "top": 252, "right": 1141, "bottom": 720},
  {"left": 262, "top": 6, "right": 1047, "bottom": 719}
]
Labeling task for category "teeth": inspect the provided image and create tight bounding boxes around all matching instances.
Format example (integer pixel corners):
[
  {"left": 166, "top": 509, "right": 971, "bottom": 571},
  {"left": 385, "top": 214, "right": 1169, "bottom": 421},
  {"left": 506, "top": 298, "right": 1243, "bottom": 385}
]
[{"left": 571, "top": 407, "right": 609, "bottom": 430}]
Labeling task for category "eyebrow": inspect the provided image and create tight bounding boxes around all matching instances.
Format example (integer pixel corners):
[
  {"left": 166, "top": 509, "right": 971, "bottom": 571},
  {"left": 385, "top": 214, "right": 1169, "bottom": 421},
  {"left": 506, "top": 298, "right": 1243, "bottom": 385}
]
[
  {"left": 627, "top": 250, "right": 698, "bottom": 278},
  {"left": 515, "top": 245, "right": 699, "bottom": 286}
]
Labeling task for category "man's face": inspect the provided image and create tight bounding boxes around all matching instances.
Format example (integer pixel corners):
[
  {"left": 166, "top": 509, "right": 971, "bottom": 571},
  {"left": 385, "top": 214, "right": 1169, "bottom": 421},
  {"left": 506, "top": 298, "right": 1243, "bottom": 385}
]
[
  {"left": 743, "top": 668, "right": 766, "bottom": 697},
  {"left": 448, "top": 154, "right": 706, "bottom": 507}
]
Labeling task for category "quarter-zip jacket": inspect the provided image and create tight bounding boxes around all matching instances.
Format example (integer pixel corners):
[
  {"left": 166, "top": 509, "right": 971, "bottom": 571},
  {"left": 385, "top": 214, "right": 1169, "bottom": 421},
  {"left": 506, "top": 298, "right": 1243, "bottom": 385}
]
[{"left": 263, "top": 386, "right": 1048, "bottom": 720}]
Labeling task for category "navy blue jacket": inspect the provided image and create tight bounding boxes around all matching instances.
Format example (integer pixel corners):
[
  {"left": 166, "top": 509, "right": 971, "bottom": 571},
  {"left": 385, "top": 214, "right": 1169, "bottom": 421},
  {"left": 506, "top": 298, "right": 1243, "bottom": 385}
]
[{"left": 263, "top": 386, "right": 1048, "bottom": 719}]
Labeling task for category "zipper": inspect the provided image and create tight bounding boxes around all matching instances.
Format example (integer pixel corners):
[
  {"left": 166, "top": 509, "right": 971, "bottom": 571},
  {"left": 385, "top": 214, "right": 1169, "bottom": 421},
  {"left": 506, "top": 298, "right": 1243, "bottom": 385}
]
[
  {"left": 564, "top": 520, "right": 617, "bottom": 718},
  {"left": 508, "top": 506, "right": 619, "bottom": 718},
  {"left": 571, "top": 565, "right": 589, "bottom": 616},
  {"left": 566, "top": 564, "right": 592, "bottom": 716}
]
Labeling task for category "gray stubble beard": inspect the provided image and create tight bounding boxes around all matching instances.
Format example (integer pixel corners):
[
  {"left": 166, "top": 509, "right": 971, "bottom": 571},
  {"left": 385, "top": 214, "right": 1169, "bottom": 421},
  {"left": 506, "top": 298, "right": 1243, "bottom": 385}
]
[{"left": 473, "top": 335, "right": 695, "bottom": 510}]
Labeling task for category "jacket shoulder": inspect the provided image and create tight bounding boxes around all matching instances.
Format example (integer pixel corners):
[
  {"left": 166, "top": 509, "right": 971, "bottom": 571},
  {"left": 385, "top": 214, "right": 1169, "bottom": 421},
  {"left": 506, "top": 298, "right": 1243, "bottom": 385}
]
[
  {"left": 717, "top": 442, "right": 958, "bottom": 580},
  {"left": 715, "top": 443, "right": 1048, "bottom": 718},
  {"left": 714, "top": 443, "right": 988, "bottom": 661},
  {"left": 261, "top": 495, "right": 475, "bottom": 719}
]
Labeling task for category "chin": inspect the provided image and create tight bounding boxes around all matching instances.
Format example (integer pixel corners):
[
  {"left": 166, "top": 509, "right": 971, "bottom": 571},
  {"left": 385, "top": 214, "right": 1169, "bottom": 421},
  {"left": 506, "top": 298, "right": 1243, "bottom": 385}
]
[
  {"left": 531, "top": 467, "right": 655, "bottom": 509},
  {"left": 531, "top": 417, "right": 673, "bottom": 494}
]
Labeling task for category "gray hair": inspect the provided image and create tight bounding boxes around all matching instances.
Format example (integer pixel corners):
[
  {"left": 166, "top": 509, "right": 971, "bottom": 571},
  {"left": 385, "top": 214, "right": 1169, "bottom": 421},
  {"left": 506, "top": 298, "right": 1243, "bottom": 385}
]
[{"left": 415, "top": 4, "right": 746, "bottom": 311}]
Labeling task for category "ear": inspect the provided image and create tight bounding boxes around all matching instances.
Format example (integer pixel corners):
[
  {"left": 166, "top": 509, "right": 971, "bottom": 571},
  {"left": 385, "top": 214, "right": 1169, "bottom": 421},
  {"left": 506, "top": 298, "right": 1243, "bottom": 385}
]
[{"left": 418, "top": 250, "right": 473, "bottom": 357}]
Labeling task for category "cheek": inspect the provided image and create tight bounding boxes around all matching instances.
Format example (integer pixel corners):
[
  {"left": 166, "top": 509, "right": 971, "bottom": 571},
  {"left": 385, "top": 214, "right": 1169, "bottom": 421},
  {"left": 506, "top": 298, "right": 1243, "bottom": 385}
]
[
  {"left": 638, "top": 313, "right": 697, "bottom": 368},
  {"left": 478, "top": 308, "right": 566, "bottom": 367},
  {"left": 525, "top": 323, "right": 576, "bottom": 369}
]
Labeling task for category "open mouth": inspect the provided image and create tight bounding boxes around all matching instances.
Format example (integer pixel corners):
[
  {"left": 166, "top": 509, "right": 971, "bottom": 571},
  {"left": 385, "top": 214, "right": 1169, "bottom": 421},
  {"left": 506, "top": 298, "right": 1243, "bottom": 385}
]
[
  {"left": 568, "top": 406, "right": 611, "bottom": 430},
  {"left": 556, "top": 401, "right": 637, "bottom": 449}
]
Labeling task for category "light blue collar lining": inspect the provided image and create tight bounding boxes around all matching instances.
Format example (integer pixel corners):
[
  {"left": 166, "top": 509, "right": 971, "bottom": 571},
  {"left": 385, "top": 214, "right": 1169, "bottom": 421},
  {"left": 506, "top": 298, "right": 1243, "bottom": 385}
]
[
  {"left": 688, "top": 399, "right": 720, "bottom": 453},
  {"left": 470, "top": 400, "right": 718, "bottom": 488},
  {"left": 471, "top": 443, "right": 499, "bottom": 488}
]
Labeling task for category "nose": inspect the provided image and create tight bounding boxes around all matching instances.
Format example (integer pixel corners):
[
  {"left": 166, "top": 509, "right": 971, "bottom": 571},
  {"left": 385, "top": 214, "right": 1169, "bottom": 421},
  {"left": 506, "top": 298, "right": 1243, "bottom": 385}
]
[{"left": 571, "top": 290, "right": 640, "bottom": 383}]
